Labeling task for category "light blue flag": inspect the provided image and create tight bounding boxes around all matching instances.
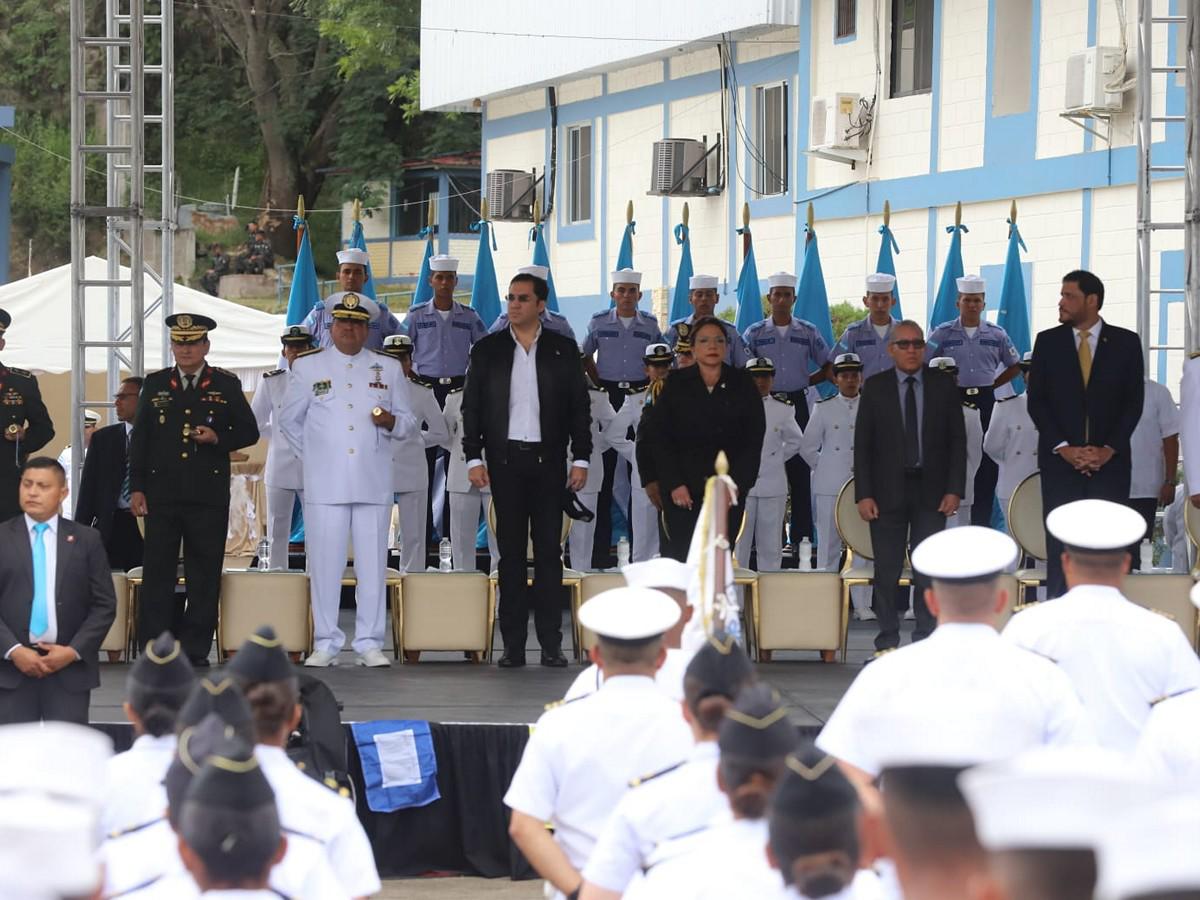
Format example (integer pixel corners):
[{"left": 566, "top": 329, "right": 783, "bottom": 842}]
[
  {"left": 996, "top": 217, "right": 1031, "bottom": 392},
  {"left": 734, "top": 225, "right": 762, "bottom": 333},
  {"left": 285, "top": 215, "right": 321, "bottom": 327},
  {"left": 929, "top": 222, "right": 969, "bottom": 330},
  {"left": 470, "top": 218, "right": 502, "bottom": 328},
  {"left": 795, "top": 225, "right": 836, "bottom": 400},
  {"left": 529, "top": 223, "right": 560, "bottom": 312},
  {"left": 350, "top": 720, "right": 440, "bottom": 813},
  {"left": 669, "top": 222, "right": 694, "bottom": 323},
  {"left": 875, "top": 223, "right": 904, "bottom": 319},
  {"left": 412, "top": 226, "right": 435, "bottom": 308},
  {"left": 610, "top": 220, "right": 636, "bottom": 308},
  {"left": 347, "top": 220, "right": 377, "bottom": 300}
]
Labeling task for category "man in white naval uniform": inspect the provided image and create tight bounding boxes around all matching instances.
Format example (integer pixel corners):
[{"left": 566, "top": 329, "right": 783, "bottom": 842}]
[
  {"left": 1002, "top": 498, "right": 1200, "bottom": 751},
  {"left": 381, "top": 334, "right": 449, "bottom": 572},
  {"left": 280, "top": 292, "right": 418, "bottom": 668},
  {"left": 982, "top": 352, "right": 1038, "bottom": 533},
  {"left": 1126, "top": 376, "right": 1180, "bottom": 570},
  {"left": 440, "top": 386, "right": 499, "bottom": 571},
  {"left": 567, "top": 381, "right": 618, "bottom": 571},
  {"left": 1182, "top": 351, "right": 1200, "bottom": 508},
  {"left": 734, "top": 357, "right": 803, "bottom": 572},
  {"left": 928, "top": 357, "right": 982, "bottom": 528},
  {"left": 250, "top": 324, "right": 314, "bottom": 569}
]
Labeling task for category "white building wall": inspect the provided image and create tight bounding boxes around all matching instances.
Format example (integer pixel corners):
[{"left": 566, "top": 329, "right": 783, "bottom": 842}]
[
  {"left": 606, "top": 105, "right": 665, "bottom": 290},
  {"left": 938, "top": 0, "right": 988, "bottom": 172}
]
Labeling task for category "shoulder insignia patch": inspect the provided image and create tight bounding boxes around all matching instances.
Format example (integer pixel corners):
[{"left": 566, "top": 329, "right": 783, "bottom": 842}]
[
  {"left": 210, "top": 366, "right": 237, "bottom": 378},
  {"left": 107, "top": 816, "right": 164, "bottom": 840},
  {"left": 1151, "top": 687, "right": 1196, "bottom": 706},
  {"left": 771, "top": 393, "right": 794, "bottom": 406},
  {"left": 543, "top": 694, "right": 588, "bottom": 712},
  {"left": 262, "top": 368, "right": 286, "bottom": 379},
  {"left": 629, "top": 759, "right": 686, "bottom": 788},
  {"left": 296, "top": 347, "right": 323, "bottom": 359}
]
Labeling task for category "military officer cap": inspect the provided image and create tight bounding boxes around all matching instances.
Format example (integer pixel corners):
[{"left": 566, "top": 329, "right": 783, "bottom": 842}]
[
  {"left": 382, "top": 333, "right": 414, "bottom": 357},
  {"left": 746, "top": 357, "right": 776, "bottom": 375},
  {"left": 577, "top": 586, "right": 680, "bottom": 644},
  {"left": 429, "top": 254, "right": 459, "bottom": 272},
  {"left": 766, "top": 271, "right": 798, "bottom": 290},
  {"left": 956, "top": 274, "right": 987, "bottom": 295},
  {"left": 911, "top": 526, "right": 1018, "bottom": 584},
  {"left": 129, "top": 631, "right": 196, "bottom": 690},
  {"left": 718, "top": 683, "right": 797, "bottom": 759},
  {"left": 689, "top": 274, "right": 719, "bottom": 291},
  {"left": 1096, "top": 789, "right": 1200, "bottom": 899},
  {"left": 621, "top": 557, "right": 691, "bottom": 593},
  {"left": 1045, "top": 499, "right": 1146, "bottom": 553},
  {"left": 0, "top": 307, "right": 10, "bottom": 333},
  {"left": 0, "top": 721, "right": 112, "bottom": 809},
  {"left": 865, "top": 272, "right": 896, "bottom": 294},
  {"left": 1019, "top": 350, "right": 1033, "bottom": 370},
  {"left": 166, "top": 313, "right": 217, "bottom": 344},
  {"left": 83, "top": 409, "right": 101, "bottom": 425},
  {"left": 227, "top": 625, "right": 295, "bottom": 685},
  {"left": 336, "top": 247, "right": 370, "bottom": 268},
  {"left": 176, "top": 675, "right": 256, "bottom": 745},
  {"left": 0, "top": 795, "right": 99, "bottom": 898},
  {"left": 832, "top": 352, "right": 864, "bottom": 372},
  {"left": 928, "top": 356, "right": 958, "bottom": 373},
  {"left": 611, "top": 268, "right": 642, "bottom": 286},
  {"left": 517, "top": 264, "right": 550, "bottom": 281},
  {"left": 642, "top": 342, "right": 674, "bottom": 365},
  {"left": 673, "top": 322, "right": 694, "bottom": 354},
  {"left": 324, "top": 291, "right": 379, "bottom": 323},
  {"left": 280, "top": 323, "right": 314, "bottom": 346}
]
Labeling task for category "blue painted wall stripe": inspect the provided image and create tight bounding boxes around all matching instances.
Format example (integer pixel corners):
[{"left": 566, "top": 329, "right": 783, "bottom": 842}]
[
  {"left": 928, "top": 0, "right": 946, "bottom": 173},
  {"left": 1080, "top": 187, "right": 1093, "bottom": 268}
]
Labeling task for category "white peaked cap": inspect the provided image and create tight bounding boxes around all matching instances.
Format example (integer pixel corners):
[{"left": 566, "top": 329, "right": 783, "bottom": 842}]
[
  {"left": 911, "top": 526, "right": 1018, "bottom": 580},
  {"left": 336, "top": 248, "right": 370, "bottom": 267},
  {"left": 865, "top": 273, "right": 896, "bottom": 293},
  {"left": 689, "top": 274, "right": 719, "bottom": 291},
  {"left": 1096, "top": 789, "right": 1200, "bottom": 899},
  {"left": 0, "top": 796, "right": 100, "bottom": 898},
  {"left": 767, "top": 271, "right": 797, "bottom": 289},
  {"left": 0, "top": 722, "right": 113, "bottom": 808},
  {"left": 1045, "top": 499, "right": 1146, "bottom": 550},
  {"left": 622, "top": 557, "right": 692, "bottom": 592},
  {"left": 611, "top": 268, "right": 643, "bottom": 286},
  {"left": 957, "top": 274, "right": 987, "bottom": 294},
  {"left": 429, "top": 255, "right": 459, "bottom": 272},
  {"left": 578, "top": 587, "right": 681, "bottom": 640},
  {"left": 928, "top": 356, "right": 958, "bottom": 371},
  {"left": 517, "top": 264, "right": 550, "bottom": 280}
]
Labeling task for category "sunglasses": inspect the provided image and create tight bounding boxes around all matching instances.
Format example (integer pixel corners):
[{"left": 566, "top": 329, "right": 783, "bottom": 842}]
[{"left": 892, "top": 339, "right": 926, "bottom": 350}]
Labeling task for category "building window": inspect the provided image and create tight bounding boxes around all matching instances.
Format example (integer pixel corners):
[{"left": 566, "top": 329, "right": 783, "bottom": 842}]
[
  {"left": 566, "top": 124, "right": 593, "bottom": 224},
  {"left": 992, "top": 0, "right": 1033, "bottom": 116},
  {"left": 890, "top": 0, "right": 934, "bottom": 97},
  {"left": 836, "top": 0, "right": 857, "bottom": 40},
  {"left": 753, "top": 83, "right": 788, "bottom": 197},
  {"left": 392, "top": 175, "right": 439, "bottom": 237},
  {"left": 446, "top": 173, "right": 481, "bottom": 234}
]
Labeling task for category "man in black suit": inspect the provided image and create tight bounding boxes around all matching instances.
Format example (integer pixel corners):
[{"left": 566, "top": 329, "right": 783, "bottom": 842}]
[
  {"left": 0, "top": 457, "right": 116, "bottom": 723},
  {"left": 1028, "top": 270, "right": 1144, "bottom": 598},
  {"left": 854, "top": 320, "right": 967, "bottom": 655},
  {"left": 75, "top": 376, "right": 144, "bottom": 571},
  {"left": 0, "top": 308, "right": 56, "bottom": 523},
  {"left": 461, "top": 271, "right": 591, "bottom": 668}
]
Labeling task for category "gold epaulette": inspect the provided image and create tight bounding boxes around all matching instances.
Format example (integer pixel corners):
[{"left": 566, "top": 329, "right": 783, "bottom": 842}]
[
  {"left": 106, "top": 816, "right": 163, "bottom": 840},
  {"left": 1151, "top": 687, "right": 1196, "bottom": 706},
  {"left": 1, "top": 365, "right": 33, "bottom": 378},
  {"left": 629, "top": 759, "right": 685, "bottom": 788},
  {"left": 296, "top": 347, "right": 323, "bottom": 359},
  {"left": 771, "top": 393, "right": 794, "bottom": 406},
  {"left": 1011, "top": 601, "right": 1039, "bottom": 614},
  {"left": 543, "top": 694, "right": 587, "bottom": 712}
]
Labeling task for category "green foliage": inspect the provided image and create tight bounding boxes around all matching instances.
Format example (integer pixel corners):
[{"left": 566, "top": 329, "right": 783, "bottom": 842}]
[
  {"left": 830, "top": 301, "right": 863, "bottom": 340},
  {"left": 0, "top": 0, "right": 73, "bottom": 123}
]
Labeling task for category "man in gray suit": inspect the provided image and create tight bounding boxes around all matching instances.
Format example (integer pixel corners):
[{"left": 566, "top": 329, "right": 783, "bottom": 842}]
[{"left": 0, "top": 457, "right": 115, "bottom": 723}]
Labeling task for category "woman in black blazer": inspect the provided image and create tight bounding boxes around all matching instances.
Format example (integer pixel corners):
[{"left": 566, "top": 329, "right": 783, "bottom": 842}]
[{"left": 652, "top": 317, "right": 766, "bottom": 560}]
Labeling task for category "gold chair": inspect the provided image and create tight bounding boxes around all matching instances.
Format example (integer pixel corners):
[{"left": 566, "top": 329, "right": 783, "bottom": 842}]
[
  {"left": 994, "top": 573, "right": 1022, "bottom": 630},
  {"left": 576, "top": 572, "right": 627, "bottom": 658},
  {"left": 217, "top": 570, "right": 313, "bottom": 661},
  {"left": 1185, "top": 501, "right": 1200, "bottom": 577},
  {"left": 399, "top": 571, "right": 493, "bottom": 661},
  {"left": 751, "top": 571, "right": 843, "bottom": 662},
  {"left": 1007, "top": 473, "right": 1047, "bottom": 591},
  {"left": 1121, "top": 573, "right": 1199, "bottom": 649},
  {"left": 123, "top": 563, "right": 186, "bottom": 659},
  {"left": 101, "top": 572, "right": 131, "bottom": 662}
]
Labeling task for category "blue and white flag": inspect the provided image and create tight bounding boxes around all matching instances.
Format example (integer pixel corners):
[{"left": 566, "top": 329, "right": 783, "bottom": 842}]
[
  {"left": 412, "top": 225, "right": 435, "bottom": 308},
  {"left": 351, "top": 720, "right": 440, "bottom": 813},
  {"left": 875, "top": 223, "right": 903, "bottom": 319},
  {"left": 996, "top": 217, "right": 1031, "bottom": 393},
  {"left": 929, "top": 221, "right": 969, "bottom": 331},
  {"left": 530, "top": 223, "right": 560, "bottom": 312},
  {"left": 734, "top": 226, "right": 762, "bottom": 334},
  {"left": 795, "top": 225, "right": 836, "bottom": 399},
  {"left": 470, "top": 219, "right": 502, "bottom": 328},
  {"left": 669, "top": 221, "right": 694, "bottom": 324},
  {"left": 347, "top": 219, "right": 378, "bottom": 301},
  {"left": 609, "top": 219, "right": 636, "bottom": 308}
]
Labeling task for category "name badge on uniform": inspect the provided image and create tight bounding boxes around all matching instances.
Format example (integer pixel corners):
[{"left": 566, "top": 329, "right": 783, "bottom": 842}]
[
  {"left": 416, "top": 321, "right": 436, "bottom": 329},
  {"left": 980, "top": 338, "right": 1001, "bottom": 348},
  {"left": 451, "top": 321, "right": 472, "bottom": 331},
  {"left": 788, "top": 336, "right": 811, "bottom": 346},
  {"left": 756, "top": 337, "right": 777, "bottom": 346},
  {"left": 313, "top": 380, "right": 332, "bottom": 397}
]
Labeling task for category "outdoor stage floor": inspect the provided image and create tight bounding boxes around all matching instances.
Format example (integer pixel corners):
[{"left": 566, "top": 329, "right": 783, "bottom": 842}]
[{"left": 89, "top": 614, "right": 906, "bottom": 727}]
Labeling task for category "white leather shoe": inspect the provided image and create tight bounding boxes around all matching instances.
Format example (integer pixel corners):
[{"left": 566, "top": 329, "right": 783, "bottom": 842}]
[
  {"left": 303, "top": 649, "right": 339, "bottom": 668},
  {"left": 356, "top": 648, "right": 391, "bottom": 668}
]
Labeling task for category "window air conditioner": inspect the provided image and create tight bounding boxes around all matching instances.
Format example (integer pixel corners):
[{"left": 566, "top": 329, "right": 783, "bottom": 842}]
[
  {"left": 486, "top": 169, "right": 535, "bottom": 221},
  {"left": 649, "top": 139, "right": 708, "bottom": 196},
  {"left": 810, "top": 94, "right": 862, "bottom": 151},
  {"left": 1064, "top": 46, "right": 1126, "bottom": 115}
]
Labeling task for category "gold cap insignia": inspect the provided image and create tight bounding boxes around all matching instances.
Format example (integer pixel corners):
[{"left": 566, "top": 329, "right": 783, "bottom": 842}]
[
  {"left": 343, "top": 294, "right": 360, "bottom": 310},
  {"left": 176, "top": 314, "right": 193, "bottom": 329}
]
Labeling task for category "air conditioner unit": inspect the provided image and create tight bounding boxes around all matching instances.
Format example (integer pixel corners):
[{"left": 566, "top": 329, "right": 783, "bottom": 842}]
[
  {"left": 649, "top": 138, "right": 708, "bottom": 195},
  {"left": 486, "top": 169, "right": 535, "bottom": 220},
  {"left": 1064, "top": 46, "right": 1126, "bottom": 115},
  {"left": 810, "top": 94, "right": 862, "bottom": 151}
]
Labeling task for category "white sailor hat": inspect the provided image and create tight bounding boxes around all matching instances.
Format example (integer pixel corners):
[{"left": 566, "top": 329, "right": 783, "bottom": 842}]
[
  {"left": 642, "top": 342, "right": 674, "bottom": 365},
  {"left": 1045, "top": 499, "right": 1146, "bottom": 551},
  {"left": 324, "top": 291, "right": 380, "bottom": 323},
  {"left": 429, "top": 254, "right": 459, "bottom": 272},
  {"left": 1096, "top": 790, "right": 1200, "bottom": 899},
  {"left": 83, "top": 409, "right": 100, "bottom": 425},
  {"left": 865, "top": 272, "right": 896, "bottom": 293},
  {"left": 746, "top": 357, "right": 776, "bottom": 375},
  {"left": 911, "top": 526, "right": 1018, "bottom": 582},
  {"left": 517, "top": 264, "right": 549, "bottom": 281},
  {"left": 336, "top": 247, "right": 370, "bottom": 268},
  {"left": 0, "top": 795, "right": 100, "bottom": 898},
  {"left": 0, "top": 722, "right": 113, "bottom": 808},
  {"left": 959, "top": 747, "right": 1149, "bottom": 851},
  {"left": 689, "top": 274, "right": 719, "bottom": 291},
  {"left": 956, "top": 274, "right": 987, "bottom": 295},
  {"left": 611, "top": 268, "right": 642, "bottom": 286},
  {"left": 832, "top": 352, "right": 864, "bottom": 372},
  {"left": 928, "top": 356, "right": 958, "bottom": 372},
  {"left": 577, "top": 586, "right": 681, "bottom": 641},
  {"left": 767, "top": 271, "right": 797, "bottom": 290},
  {"left": 621, "top": 557, "right": 692, "bottom": 593}
]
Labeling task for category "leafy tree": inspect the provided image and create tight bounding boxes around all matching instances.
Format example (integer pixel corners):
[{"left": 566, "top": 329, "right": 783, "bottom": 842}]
[{"left": 829, "top": 301, "right": 863, "bottom": 340}]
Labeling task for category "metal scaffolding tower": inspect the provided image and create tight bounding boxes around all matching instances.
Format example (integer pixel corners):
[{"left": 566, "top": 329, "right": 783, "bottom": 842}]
[
  {"left": 68, "top": 0, "right": 174, "bottom": 495},
  {"left": 1186, "top": 4, "right": 1199, "bottom": 354}
]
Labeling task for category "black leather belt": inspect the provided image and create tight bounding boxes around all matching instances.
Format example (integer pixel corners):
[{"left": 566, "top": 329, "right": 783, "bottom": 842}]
[
  {"left": 416, "top": 375, "right": 465, "bottom": 388},
  {"left": 960, "top": 385, "right": 993, "bottom": 397},
  {"left": 599, "top": 378, "right": 650, "bottom": 391},
  {"left": 507, "top": 440, "right": 544, "bottom": 452}
]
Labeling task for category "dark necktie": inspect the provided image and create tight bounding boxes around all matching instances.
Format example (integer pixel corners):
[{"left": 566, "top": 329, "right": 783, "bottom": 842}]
[
  {"left": 121, "top": 430, "right": 131, "bottom": 504},
  {"left": 903, "top": 375, "right": 919, "bottom": 468}
]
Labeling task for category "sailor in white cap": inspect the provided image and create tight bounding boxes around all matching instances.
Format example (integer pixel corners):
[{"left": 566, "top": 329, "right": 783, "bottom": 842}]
[
  {"left": 1001, "top": 498, "right": 1200, "bottom": 750},
  {"left": 735, "top": 357, "right": 803, "bottom": 573},
  {"left": 567, "top": 372, "right": 619, "bottom": 572},
  {"left": 582, "top": 269, "right": 664, "bottom": 398},
  {"left": 928, "top": 356, "right": 984, "bottom": 529},
  {"left": 300, "top": 247, "right": 403, "bottom": 350},
  {"left": 959, "top": 747, "right": 1152, "bottom": 900},
  {"left": 403, "top": 255, "right": 487, "bottom": 405},
  {"left": 251, "top": 324, "right": 315, "bottom": 569},
  {"left": 833, "top": 273, "right": 901, "bottom": 379},
  {"left": 817, "top": 526, "right": 1093, "bottom": 787},
  {"left": 982, "top": 351, "right": 1038, "bottom": 534},
  {"left": 487, "top": 264, "right": 579, "bottom": 342},
  {"left": 504, "top": 587, "right": 692, "bottom": 900},
  {"left": 1095, "top": 788, "right": 1200, "bottom": 900},
  {"left": 1126, "top": 373, "right": 1180, "bottom": 570},
  {"left": 0, "top": 796, "right": 102, "bottom": 899},
  {"left": 438, "top": 382, "right": 500, "bottom": 572},
  {"left": 56, "top": 408, "right": 100, "bottom": 518},
  {"left": 664, "top": 274, "right": 750, "bottom": 367}
]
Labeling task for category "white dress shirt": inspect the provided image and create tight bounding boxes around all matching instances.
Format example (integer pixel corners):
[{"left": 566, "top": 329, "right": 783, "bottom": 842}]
[
  {"left": 100, "top": 733, "right": 177, "bottom": 836},
  {"left": 1129, "top": 379, "right": 1180, "bottom": 498},
  {"left": 508, "top": 327, "right": 542, "bottom": 442},
  {"left": 1072, "top": 318, "right": 1102, "bottom": 353}
]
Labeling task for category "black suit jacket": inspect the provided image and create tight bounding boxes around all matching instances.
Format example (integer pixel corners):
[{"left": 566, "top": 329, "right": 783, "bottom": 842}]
[
  {"left": 0, "top": 515, "right": 116, "bottom": 692},
  {"left": 854, "top": 368, "right": 967, "bottom": 511},
  {"left": 74, "top": 423, "right": 129, "bottom": 542},
  {"left": 461, "top": 328, "right": 592, "bottom": 466}
]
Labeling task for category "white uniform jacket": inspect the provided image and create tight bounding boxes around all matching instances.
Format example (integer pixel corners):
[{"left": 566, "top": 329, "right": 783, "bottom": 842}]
[
  {"left": 441, "top": 388, "right": 489, "bottom": 494},
  {"left": 391, "top": 379, "right": 449, "bottom": 493},
  {"left": 982, "top": 392, "right": 1038, "bottom": 501},
  {"left": 251, "top": 368, "right": 303, "bottom": 490},
  {"left": 580, "top": 388, "right": 617, "bottom": 493},
  {"left": 749, "top": 395, "right": 804, "bottom": 498},
  {"left": 800, "top": 393, "right": 860, "bottom": 496}
]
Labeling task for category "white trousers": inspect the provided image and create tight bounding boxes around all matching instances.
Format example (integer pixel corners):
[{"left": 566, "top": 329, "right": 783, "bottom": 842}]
[
  {"left": 448, "top": 491, "right": 499, "bottom": 571},
  {"left": 306, "top": 502, "right": 390, "bottom": 655},
  {"left": 631, "top": 484, "right": 660, "bottom": 562},
  {"left": 735, "top": 495, "right": 786, "bottom": 571},
  {"left": 265, "top": 486, "right": 301, "bottom": 570},
  {"left": 394, "top": 490, "right": 427, "bottom": 573},
  {"left": 814, "top": 492, "right": 871, "bottom": 613},
  {"left": 568, "top": 492, "right": 599, "bottom": 571}
]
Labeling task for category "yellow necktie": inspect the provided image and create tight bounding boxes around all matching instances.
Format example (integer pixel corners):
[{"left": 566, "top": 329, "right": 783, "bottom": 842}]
[{"left": 1078, "top": 329, "right": 1092, "bottom": 386}]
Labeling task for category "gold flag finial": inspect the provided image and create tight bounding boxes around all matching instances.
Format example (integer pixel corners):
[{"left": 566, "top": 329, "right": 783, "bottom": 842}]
[
  {"left": 1010, "top": 199, "right": 1017, "bottom": 223},
  {"left": 296, "top": 195, "right": 305, "bottom": 220},
  {"left": 682, "top": 201, "right": 690, "bottom": 228},
  {"left": 715, "top": 451, "right": 729, "bottom": 476},
  {"left": 954, "top": 201, "right": 962, "bottom": 227},
  {"left": 427, "top": 196, "right": 436, "bottom": 229},
  {"left": 883, "top": 200, "right": 891, "bottom": 227},
  {"left": 626, "top": 200, "right": 634, "bottom": 225},
  {"left": 806, "top": 202, "right": 815, "bottom": 230},
  {"left": 352, "top": 198, "right": 361, "bottom": 222},
  {"left": 480, "top": 197, "right": 489, "bottom": 221},
  {"left": 532, "top": 201, "right": 541, "bottom": 226},
  {"left": 742, "top": 202, "right": 750, "bottom": 230}
]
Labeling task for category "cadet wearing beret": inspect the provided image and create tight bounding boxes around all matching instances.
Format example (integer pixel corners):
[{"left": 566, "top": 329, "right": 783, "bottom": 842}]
[
  {"left": 0, "top": 308, "right": 55, "bottom": 522},
  {"left": 129, "top": 313, "right": 260, "bottom": 665}
]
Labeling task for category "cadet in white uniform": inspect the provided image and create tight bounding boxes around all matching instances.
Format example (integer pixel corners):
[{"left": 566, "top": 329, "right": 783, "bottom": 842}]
[
  {"left": 568, "top": 382, "right": 618, "bottom": 571},
  {"left": 251, "top": 324, "right": 314, "bottom": 569},
  {"left": 101, "top": 631, "right": 196, "bottom": 836},
  {"left": 440, "top": 386, "right": 499, "bottom": 570},
  {"left": 280, "top": 292, "right": 418, "bottom": 668},
  {"left": 56, "top": 408, "right": 98, "bottom": 518},
  {"left": 504, "top": 587, "right": 693, "bottom": 900},
  {"left": 1127, "top": 376, "right": 1180, "bottom": 569},
  {"left": 1002, "top": 499, "right": 1200, "bottom": 751},
  {"left": 581, "top": 637, "right": 756, "bottom": 899},
  {"left": 801, "top": 351, "right": 862, "bottom": 565},
  {"left": 927, "top": 357, "right": 982, "bottom": 529},
  {"left": 735, "top": 357, "right": 804, "bottom": 572},
  {"left": 1181, "top": 352, "right": 1200, "bottom": 504},
  {"left": 818, "top": 526, "right": 1094, "bottom": 783},
  {"left": 1095, "top": 788, "right": 1200, "bottom": 900},
  {"left": 380, "top": 333, "right": 450, "bottom": 572},
  {"left": 982, "top": 351, "right": 1037, "bottom": 531}
]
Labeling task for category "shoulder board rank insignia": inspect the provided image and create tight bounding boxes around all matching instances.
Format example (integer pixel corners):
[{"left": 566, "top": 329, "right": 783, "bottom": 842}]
[
  {"left": 210, "top": 366, "right": 236, "bottom": 377},
  {"left": 296, "top": 347, "right": 323, "bottom": 358},
  {"left": 543, "top": 694, "right": 587, "bottom": 712},
  {"left": 771, "top": 393, "right": 793, "bottom": 405},
  {"left": 107, "top": 816, "right": 164, "bottom": 840},
  {"left": 629, "top": 759, "right": 686, "bottom": 788},
  {"left": 3, "top": 365, "right": 33, "bottom": 378},
  {"left": 1151, "top": 687, "right": 1196, "bottom": 706},
  {"left": 262, "top": 368, "right": 286, "bottom": 378},
  {"left": 1148, "top": 607, "right": 1176, "bottom": 622}
]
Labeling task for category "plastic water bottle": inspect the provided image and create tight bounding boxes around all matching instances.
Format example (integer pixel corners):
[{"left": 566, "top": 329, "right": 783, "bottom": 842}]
[
  {"left": 616, "top": 536, "right": 631, "bottom": 568},
  {"left": 1139, "top": 538, "right": 1155, "bottom": 571},
  {"left": 257, "top": 538, "right": 270, "bottom": 571},
  {"left": 439, "top": 538, "right": 453, "bottom": 572},
  {"left": 798, "top": 537, "right": 813, "bottom": 572}
]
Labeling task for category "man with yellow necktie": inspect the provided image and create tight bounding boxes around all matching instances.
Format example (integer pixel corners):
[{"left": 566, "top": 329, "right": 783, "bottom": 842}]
[{"left": 1028, "top": 270, "right": 1145, "bottom": 598}]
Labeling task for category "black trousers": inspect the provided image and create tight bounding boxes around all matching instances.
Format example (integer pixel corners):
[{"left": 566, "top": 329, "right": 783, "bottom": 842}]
[
  {"left": 660, "top": 488, "right": 744, "bottom": 563},
  {"left": 1127, "top": 497, "right": 1158, "bottom": 570},
  {"left": 965, "top": 387, "right": 1000, "bottom": 526},
  {"left": 1041, "top": 456, "right": 1131, "bottom": 598},
  {"left": 0, "top": 673, "right": 90, "bottom": 725},
  {"left": 868, "top": 472, "right": 945, "bottom": 650},
  {"left": 107, "top": 508, "right": 145, "bottom": 571},
  {"left": 139, "top": 502, "right": 228, "bottom": 660},
  {"left": 784, "top": 390, "right": 813, "bottom": 552},
  {"left": 489, "top": 444, "right": 565, "bottom": 655}
]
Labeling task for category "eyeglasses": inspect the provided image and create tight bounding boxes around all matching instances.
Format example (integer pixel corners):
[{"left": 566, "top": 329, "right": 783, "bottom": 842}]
[{"left": 892, "top": 339, "right": 926, "bottom": 350}]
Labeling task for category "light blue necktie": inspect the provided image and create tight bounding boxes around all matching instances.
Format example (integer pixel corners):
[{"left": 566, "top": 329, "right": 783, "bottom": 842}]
[{"left": 30, "top": 522, "right": 49, "bottom": 639}]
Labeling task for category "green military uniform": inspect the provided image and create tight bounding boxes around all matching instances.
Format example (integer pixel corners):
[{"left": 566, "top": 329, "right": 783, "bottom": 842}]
[
  {"left": 0, "top": 308, "right": 55, "bottom": 522},
  {"left": 128, "top": 313, "right": 259, "bottom": 663}
]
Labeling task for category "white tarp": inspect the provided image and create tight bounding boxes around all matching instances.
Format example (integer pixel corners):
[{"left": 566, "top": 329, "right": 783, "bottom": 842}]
[{"left": 0, "top": 256, "right": 285, "bottom": 385}]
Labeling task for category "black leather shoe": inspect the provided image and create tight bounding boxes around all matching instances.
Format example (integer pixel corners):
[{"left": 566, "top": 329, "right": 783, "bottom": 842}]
[
  {"left": 540, "top": 651, "right": 568, "bottom": 668},
  {"left": 498, "top": 653, "right": 526, "bottom": 669}
]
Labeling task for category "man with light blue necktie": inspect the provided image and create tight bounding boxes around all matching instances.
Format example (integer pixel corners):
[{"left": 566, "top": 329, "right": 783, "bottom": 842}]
[{"left": 0, "top": 457, "right": 115, "bottom": 723}]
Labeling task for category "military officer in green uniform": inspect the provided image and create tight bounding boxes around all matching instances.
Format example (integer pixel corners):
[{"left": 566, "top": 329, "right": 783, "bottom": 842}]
[
  {"left": 129, "top": 313, "right": 259, "bottom": 665},
  {"left": 0, "top": 308, "right": 55, "bottom": 522}
]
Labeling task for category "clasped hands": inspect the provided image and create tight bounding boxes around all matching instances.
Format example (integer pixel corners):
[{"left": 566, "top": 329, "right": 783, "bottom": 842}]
[
  {"left": 1057, "top": 444, "right": 1114, "bottom": 476},
  {"left": 10, "top": 644, "right": 77, "bottom": 678}
]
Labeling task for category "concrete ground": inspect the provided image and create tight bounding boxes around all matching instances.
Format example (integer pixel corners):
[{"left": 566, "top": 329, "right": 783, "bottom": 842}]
[{"left": 380, "top": 878, "right": 539, "bottom": 898}]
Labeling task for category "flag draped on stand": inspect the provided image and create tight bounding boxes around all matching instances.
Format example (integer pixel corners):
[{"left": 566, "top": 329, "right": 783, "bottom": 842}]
[
  {"left": 610, "top": 216, "right": 636, "bottom": 307},
  {"left": 469, "top": 217, "right": 501, "bottom": 329},
  {"left": 876, "top": 221, "right": 904, "bottom": 319},
  {"left": 995, "top": 213, "right": 1031, "bottom": 392},
  {"left": 412, "top": 225, "right": 435, "bottom": 307},
  {"left": 929, "top": 208, "right": 969, "bottom": 331},
  {"left": 347, "top": 219, "right": 378, "bottom": 300},
  {"left": 681, "top": 452, "right": 742, "bottom": 655},
  {"left": 529, "top": 222, "right": 560, "bottom": 312},
  {"left": 795, "top": 221, "right": 836, "bottom": 399},
  {"left": 734, "top": 224, "right": 762, "bottom": 334},
  {"left": 669, "top": 216, "right": 695, "bottom": 324},
  {"left": 350, "top": 720, "right": 440, "bottom": 813},
  {"left": 285, "top": 213, "right": 321, "bottom": 545}
]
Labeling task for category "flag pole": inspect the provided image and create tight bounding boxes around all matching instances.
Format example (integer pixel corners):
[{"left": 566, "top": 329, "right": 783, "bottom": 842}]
[
  {"left": 295, "top": 195, "right": 305, "bottom": 255},
  {"left": 741, "top": 202, "right": 751, "bottom": 260},
  {"left": 883, "top": 199, "right": 891, "bottom": 228},
  {"left": 627, "top": 200, "right": 634, "bottom": 226}
]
